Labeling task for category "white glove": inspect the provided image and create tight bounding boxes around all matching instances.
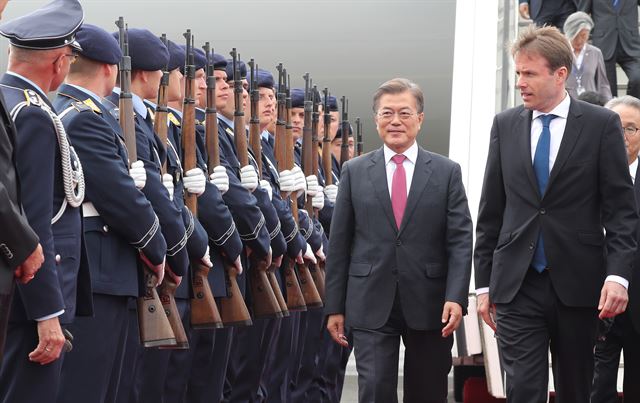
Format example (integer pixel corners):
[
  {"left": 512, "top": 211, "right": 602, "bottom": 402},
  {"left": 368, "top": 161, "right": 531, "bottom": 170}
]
[
  {"left": 324, "top": 184, "right": 338, "bottom": 204},
  {"left": 162, "top": 173, "right": 174, "bottom": 201},
  {"left": 291, "top": 166, "right": 306, "bottom": 198},
  {"left": 306, "top": 175, "right": 320, "bottom": 197},
  {"left": 315, "top": 244, "right": 326, "bottom": 262},
  {"left": 312, "top": 187, "right": 324, "bottom": 210},
  {"left": 278, "top": 169, "right": 295, "bottom": 193},
  {"left": 231, "top": 256, "right": 243, "bottom": 275},
  {"left": 260, "top": 179, "right": 273, "bottom": 201},
  {"left": 303, "top": 243, "right": 317, "bottom": 265},
  {"left": 209, "top": 165, "right": 229, "bottom": 195},
  {"left": 129, "top": 160, "right": 147, "bottom": 190},
  {"left": 240, "top": 165, "right": 259, "bottom": 192},
  {"left": 201, "top": 246, "right": 213, "bottom": 268},
  {"left": 183, "top": 168, "right": 206, "bottom": 196}
]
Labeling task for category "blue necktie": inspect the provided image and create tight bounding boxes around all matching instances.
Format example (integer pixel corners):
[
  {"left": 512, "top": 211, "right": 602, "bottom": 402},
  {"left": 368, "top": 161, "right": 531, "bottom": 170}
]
[{"left": 531, "top": 114, "right": 557, "bottom": 273}]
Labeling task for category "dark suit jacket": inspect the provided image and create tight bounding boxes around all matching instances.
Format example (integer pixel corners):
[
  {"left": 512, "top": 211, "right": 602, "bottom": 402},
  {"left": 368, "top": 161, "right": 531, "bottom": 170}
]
[
  {"left": 0, "top": 90, "right": 38, "bottom": 286},
  {"left": 630, "top": 162, "right": 640, "bottom": 332},
  {"left": 580, "top": 0, "right": 640, "bottom": 60},
  {"left": 474, "top": 99, "right": 638, "bottom": 307},
  {"left": 325, "top": 146, "right": 473, "bottom": 330},
  {"left": 520, "top": 0, "right": 577, "bottom": 22}
]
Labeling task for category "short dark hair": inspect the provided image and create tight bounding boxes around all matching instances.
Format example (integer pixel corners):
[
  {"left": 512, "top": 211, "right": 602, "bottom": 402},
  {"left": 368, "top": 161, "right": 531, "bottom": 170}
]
[
  {"left": 578, "top": 91, "right": 607, "bottom": 106},
  {"left": 372, "top": 78, "right": 424, "bottom": 114},
  {"left": 511, "top": 25, "right": 573, "bottom": 75}
]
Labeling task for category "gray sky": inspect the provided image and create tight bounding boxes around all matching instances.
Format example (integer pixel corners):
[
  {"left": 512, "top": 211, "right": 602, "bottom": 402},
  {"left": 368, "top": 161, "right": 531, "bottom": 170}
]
[{"left": 1, "top": 0, "right": 456, "bottom": 155}]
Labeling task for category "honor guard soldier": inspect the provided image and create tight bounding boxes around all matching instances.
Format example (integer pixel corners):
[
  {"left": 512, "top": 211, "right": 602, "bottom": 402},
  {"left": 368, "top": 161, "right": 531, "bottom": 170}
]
[
  {"left": 131, "top": 39, "right": 211, "bottom": 403},
  {"left": 0, "top": 1, "right": 92, "bottom": 402},
  {"left": 103, "top": 28, "right": 191, "bottom": 403},
  {"left": 219, "top": 56, "right": 291, "bottom": 403},
  {"left": 52, "top": 24, "right": 168, "bottom": 403},
  {"left": 178, "top": 52, "right": 246, "bottom": 403}
]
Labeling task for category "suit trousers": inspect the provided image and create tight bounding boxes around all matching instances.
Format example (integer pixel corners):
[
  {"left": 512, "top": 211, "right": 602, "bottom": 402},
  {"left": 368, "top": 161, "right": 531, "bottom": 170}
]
[
  {"left": 57, "top": 294, "right": 130, "bottom": 403},
  {"left": 352, "top": 290, "right": 452, "bottom": 403},
  {"left": 591, "top": 311, "right": 640, "bottom": 403},
  {"left": 495, "top": 268, "right": 598, "bottom": 403},
  {"left": 0, "top": 321, "right": 65, "bottom": 403},
  {"left": 605, "top": 41, "right": 640, "bottom": 98}
]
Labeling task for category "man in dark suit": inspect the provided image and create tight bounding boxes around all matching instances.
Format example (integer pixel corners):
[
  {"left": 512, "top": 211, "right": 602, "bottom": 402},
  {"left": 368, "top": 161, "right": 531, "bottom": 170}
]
[
  {"left": 519, "top": 0, "right": 577, "bottom": 30},
  {"left": 325, "top": 77, "right": 473, "bottom": 402},
  {"left": 580, "top": 0, "right": 640, "bottom": 98},
  {"left": 591, "top": 95, "right": 640, "bottom": 403},
  {"left": 0, "top": 0, "right": 44, "bottom": 354},
  {"left": 0, "top": 1, "right": 93, "bottom": 402},
  {"left": 474, "top": 26, "right": 637, "bottom": 403}
]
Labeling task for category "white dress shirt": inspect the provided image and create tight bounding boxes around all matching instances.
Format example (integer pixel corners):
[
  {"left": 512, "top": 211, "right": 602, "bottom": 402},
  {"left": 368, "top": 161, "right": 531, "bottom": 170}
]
[
  {"left": 477, "top": 94, "right": 628, "bottom": 294},
  {"left": 383, "top": 141, "right": 418, "bottom": 198},
  {"left": 630, "top": 157, "right": 638, "bottom": 184}
]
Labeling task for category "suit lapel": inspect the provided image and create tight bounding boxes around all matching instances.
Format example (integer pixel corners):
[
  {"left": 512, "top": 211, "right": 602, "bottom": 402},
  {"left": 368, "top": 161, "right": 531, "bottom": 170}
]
[
  {"left": 546, "top": 100, "right": 584, "bottom": 195},
  {"left": 367, "top": 148, "right": 397, "bottom": 233},
  {"left": 518, "top": 107, "right": 539, "bottom": 196},
  {"left": 398, "top": 148, "right": 432, "bottom": 237}
]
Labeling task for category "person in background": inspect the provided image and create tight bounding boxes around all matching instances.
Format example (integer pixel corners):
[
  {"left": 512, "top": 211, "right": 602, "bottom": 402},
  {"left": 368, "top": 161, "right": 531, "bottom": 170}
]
[{"left": 563, "top": 11, "right": 611, "bottom": 101}]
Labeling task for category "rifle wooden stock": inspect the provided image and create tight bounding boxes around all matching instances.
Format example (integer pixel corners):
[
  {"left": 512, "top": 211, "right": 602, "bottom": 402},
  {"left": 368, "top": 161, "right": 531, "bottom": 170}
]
[
  {"left": 274, "top": 66, "right": 307, "bottom": 311},
  {"left": 282, "top": 258, "right": 307, "bottom": 311},
  {"left": 117, "top": 18, "right": 175, "bottom": 347},
  {"left": 218, "top": 260, "right": 253, "bottom": 326},
  {"left": 190, "top": 262, "right": 223, "bottom": 329},
  {"left": 154, "top": 80, "right": 169, "bottom": 173},
  {"left": 308, "top": 262, "right": 325, "bottom": 301},
  {"left": 138, "top": 266, "right": 176, "bottom": 347},
  {"left": 205, "top": 84, "right": 220, "bottom": 172},
  {"left": 158, "top": 274, "right": 189, "bottom": 349},
  {"left": 182, "top": 34, "right": 225, "bottom": 329},
  {"left": 322, "top": 89, "right": 333, "bottom": 186},
  {"left": 267, "top": 266, "right": 289, "bottom": 316},
  {"left": 249, "top": 255, "right": 284, "bottom": 319}
]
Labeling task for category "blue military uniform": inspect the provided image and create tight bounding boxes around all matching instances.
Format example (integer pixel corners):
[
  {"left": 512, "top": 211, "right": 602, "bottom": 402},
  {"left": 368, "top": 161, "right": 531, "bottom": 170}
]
[
  {"left": 53, "top": 23, "right": 170, "bottom": 403},
  {"left": 0, "top": 1, "right": 92, "bottom": 402}
]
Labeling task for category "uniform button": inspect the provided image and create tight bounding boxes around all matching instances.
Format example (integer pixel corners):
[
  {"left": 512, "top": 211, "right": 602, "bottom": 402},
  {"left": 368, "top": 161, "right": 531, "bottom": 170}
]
[
  {"left": 396, "top": 240, "right": 402, "bottom": 246},
  {"left": 55, "top": 254, "right": 61, "bottom": 264},
  {"left": 529, "top": 242, "right": 535, "bottom": 250},
  {"left": 540, "top": 208, "right": 546, "bottom": 215},
  {"left": 102, "top": 225, "right": 109, "bottom": 233}
]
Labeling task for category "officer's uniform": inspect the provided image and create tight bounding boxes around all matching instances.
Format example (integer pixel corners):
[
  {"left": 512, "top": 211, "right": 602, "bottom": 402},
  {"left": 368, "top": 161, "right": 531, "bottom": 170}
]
[{"left": 0, "top": 2, "right": 92, "bottom": 402}]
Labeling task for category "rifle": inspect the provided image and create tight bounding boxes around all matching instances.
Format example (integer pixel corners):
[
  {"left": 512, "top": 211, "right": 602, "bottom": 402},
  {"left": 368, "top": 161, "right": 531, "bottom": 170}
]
[
  {"left": 356, "top": 117, "right": 363, "bottom": 157},
  {"left": 153, "top": 33, "right": 189, "bottom": 348},
  {"left": 181, "top": 34, "right": 224, "bottom": 330},
  {"left": 340, "top": 96, "right": 350, "bottom": 168},
  {"left": 288, "top": 74, "right": 322, "bottom": 309},
  {"left": 230, "top": 51, "right": 282, "bottom": 320},
  {"left": 116, "top": 17, "right": 176, "bottom": 348},
  {"left": 248, "top": 60, "right": 289, "bottom": 317},
  {"left": 321, "top": 88, "right": 333, "bottom": 187},
  {"left": 202, "top": 45, "right": 251, "bottom": 328},
  {"left": 301, "top": 78, "right": 325, "bottom": 301},
  {"left": 275, "top": 64, "right": 306, "bottom": 312}
]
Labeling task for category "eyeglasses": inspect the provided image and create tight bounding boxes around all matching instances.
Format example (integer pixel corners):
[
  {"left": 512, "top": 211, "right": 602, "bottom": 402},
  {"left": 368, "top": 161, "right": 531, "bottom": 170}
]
[
  {"left": 623, "top": 126, "right": 640, "bottom": 136},
  {"left": 376, "top": 110, "right": 416, "bottom": 122}
]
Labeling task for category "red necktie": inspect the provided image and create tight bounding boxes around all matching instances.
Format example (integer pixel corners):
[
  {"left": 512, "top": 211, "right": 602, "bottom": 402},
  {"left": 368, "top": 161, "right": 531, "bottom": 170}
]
[{"left": 391, "top": 154, "right": 407, "bottom": 229}]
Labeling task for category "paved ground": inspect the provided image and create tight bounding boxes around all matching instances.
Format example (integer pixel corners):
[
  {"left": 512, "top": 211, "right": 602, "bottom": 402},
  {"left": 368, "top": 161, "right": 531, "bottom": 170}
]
[{"left": 339, "top": 373, "right": 457, "bottom": 402}]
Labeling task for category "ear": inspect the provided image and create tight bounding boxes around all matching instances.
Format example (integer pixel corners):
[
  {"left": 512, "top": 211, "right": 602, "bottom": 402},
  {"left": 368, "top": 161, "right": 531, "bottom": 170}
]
[
  {"left": 556, "top": 66, "right": 568, "bottom": 83},
  {"left": 417, "top": 112, "right": 425, "bottom": 125}
]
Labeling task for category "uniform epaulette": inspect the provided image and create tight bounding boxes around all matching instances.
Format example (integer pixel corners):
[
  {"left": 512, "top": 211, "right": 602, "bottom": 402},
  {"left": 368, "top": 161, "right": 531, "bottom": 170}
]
[
  {"left": 225, "top": 127, "right": 234, "bottom": 136},
  {"left": 83, "top": 98, "right": 102, "bottom": 114},
  {"left": 71, "top": 101, "right": 92, "bottom": 113},
  {"left": 168, "top": 112, "right": 180, "bottom": 126},
  {"left": 23, "top": 89, "right": 42, "bottom": 107},
  {"left": 147, "top": 107, "right": 155, "bottom": 122}
]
